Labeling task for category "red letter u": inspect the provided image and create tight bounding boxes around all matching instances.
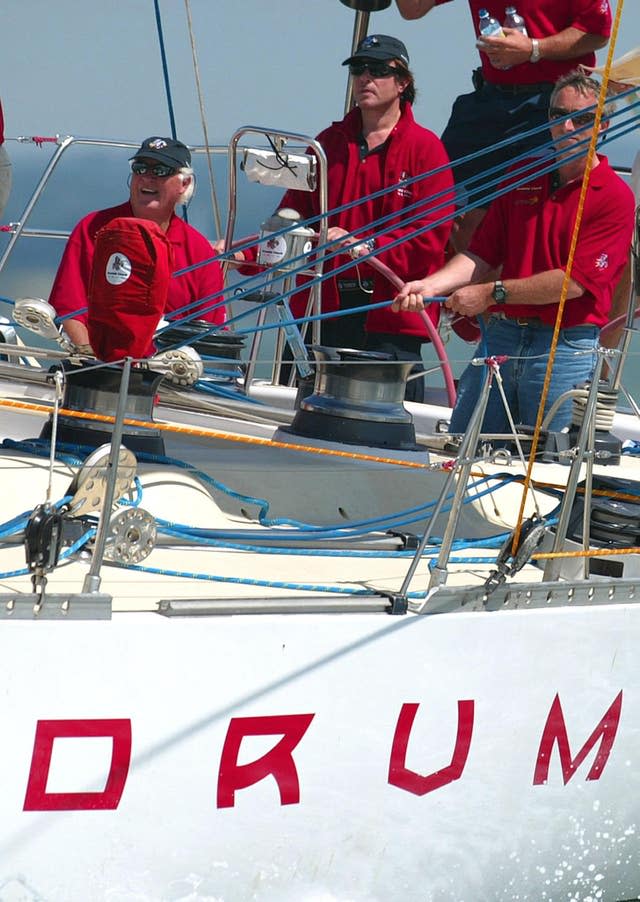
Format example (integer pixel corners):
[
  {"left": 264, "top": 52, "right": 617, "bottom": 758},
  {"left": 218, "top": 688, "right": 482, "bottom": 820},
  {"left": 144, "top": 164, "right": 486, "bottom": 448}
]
[{"left": 388, "top": 701, "right": 474, "bottom": 796}]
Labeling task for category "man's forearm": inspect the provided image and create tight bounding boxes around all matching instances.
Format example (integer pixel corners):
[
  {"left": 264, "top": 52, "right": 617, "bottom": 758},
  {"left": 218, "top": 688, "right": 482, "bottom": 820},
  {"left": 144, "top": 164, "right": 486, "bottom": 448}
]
[
  {"left": 432, "top": 251, "right": 492, "bottom": 295},
  {"left": 62, "top": 318, "right": 91, "bottom": 347},
  {"left": 536, "top": 27, "right": 608, "bottom": 62},
  {"left": 500, "top": 270, "right": 584, "bottom": 306},
  {"left": 395, "top": 0, "right": 438, "bottom": 20}
]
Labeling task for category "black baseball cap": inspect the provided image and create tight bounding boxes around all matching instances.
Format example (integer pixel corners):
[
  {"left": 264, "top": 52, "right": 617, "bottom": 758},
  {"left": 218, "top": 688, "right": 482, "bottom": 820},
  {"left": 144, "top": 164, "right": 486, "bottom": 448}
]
[
  {"left": 342, "top": 34, "right": 410, "bottom": 68},
  {"left": 130, "top": 136, "right": 191, "bottom": 169}
]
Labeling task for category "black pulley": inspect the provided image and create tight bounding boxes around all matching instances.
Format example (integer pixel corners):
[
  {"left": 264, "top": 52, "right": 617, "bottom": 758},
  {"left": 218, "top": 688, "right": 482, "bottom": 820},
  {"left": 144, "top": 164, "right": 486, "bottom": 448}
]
[
  {"left": 24, "top": 503, "right": 64, "bottom": 574},
  {"left": 340, "top": 0, "right": 392, "bottom": 10}
]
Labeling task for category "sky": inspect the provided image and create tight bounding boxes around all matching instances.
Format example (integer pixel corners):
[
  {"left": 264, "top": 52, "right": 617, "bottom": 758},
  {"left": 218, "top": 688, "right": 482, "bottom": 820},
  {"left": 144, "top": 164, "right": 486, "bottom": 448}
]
[{"left": 2, "top": 0, "right": 638, "bottom": 153}]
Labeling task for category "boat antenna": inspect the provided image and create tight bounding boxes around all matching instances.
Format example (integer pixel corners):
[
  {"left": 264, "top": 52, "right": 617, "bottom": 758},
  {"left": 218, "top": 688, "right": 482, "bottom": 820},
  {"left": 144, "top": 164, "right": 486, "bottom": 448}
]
[
  {"left": 339, "top": 0, "right": 392, "bottom": 115},
  {"left": 183, "top": 0, "right": 224, "bottom": 240}
]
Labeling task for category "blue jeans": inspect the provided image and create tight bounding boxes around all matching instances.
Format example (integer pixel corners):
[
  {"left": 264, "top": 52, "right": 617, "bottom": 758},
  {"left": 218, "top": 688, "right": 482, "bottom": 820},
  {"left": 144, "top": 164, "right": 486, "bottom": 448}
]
[{"left": 449, "top": 316, "right": 600, "bottom": 435}]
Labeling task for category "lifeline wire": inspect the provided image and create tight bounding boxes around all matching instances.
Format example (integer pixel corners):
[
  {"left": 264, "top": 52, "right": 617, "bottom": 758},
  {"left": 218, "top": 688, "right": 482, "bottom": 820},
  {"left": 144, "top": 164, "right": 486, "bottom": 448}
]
[
  {"left": 513, "top": 0, "right": 626, "bottom": 553},
  {"left": 156, "top": 117, "right": 636, "bottom": 334}
]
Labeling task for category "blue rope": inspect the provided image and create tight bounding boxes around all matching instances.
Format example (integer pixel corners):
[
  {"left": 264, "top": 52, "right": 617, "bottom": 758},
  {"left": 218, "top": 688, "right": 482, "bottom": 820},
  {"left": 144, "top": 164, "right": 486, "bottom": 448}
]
[
  {"left": 168, "top": 98, "right": 638, "bottom": 286},
  {"left": 150, "top": 118, "right": 639, "bottom": 335},
  {"left": 175, "top": 97, "right": 637, "bottom": 276},
  {"left": 111, "top": 560, "right": 431, "bottom": 597},
  {"left": 4, "top": 437, "right": 543, "bottom": 544},
  {"left": 44, "top": 101, "right": 640, "bottom": 340},
  {"left": 153, "top": 0, "right": 178, "bottom": 140}
]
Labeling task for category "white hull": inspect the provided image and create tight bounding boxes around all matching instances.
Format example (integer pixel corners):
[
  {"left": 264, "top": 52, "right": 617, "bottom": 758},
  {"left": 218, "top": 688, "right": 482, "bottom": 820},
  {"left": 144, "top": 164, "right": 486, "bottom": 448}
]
[
  {"left": 1, "top": 605, "right": 638, "bottom": 901},
  {"left": 0, "top": 391, "right": 639, "bottom": 898}
]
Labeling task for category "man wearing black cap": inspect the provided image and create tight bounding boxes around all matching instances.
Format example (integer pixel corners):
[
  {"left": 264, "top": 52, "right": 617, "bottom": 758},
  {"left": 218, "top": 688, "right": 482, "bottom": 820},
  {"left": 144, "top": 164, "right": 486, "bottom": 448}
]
[
  {"left": 49, "top": 136, "right": 224, "bottom": 351},
  {"left": 233, "top": 34, "right": 454, "bottom": 402}
]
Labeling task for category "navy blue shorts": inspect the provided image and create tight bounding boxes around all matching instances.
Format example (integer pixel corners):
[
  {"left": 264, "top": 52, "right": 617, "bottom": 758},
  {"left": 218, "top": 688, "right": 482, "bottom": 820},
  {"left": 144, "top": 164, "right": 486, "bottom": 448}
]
[{"left": 441, "top": 75, "right": 554, "bottom": 207}]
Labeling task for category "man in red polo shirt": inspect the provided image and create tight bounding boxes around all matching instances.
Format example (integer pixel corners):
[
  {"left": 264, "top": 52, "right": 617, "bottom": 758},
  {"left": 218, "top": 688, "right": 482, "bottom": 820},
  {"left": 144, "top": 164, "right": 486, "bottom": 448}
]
[
  {"left": 223, "top": 35, "right": 454, "bottom": 402},
  {"left": 396, "top": 0, "right": 612, "bottom": 249},
  {"left": 392, "top": 71, "right": 635, "bottom": 435},
  {"left": 49, "top": 136, "right": 225, "bottom": 351}
]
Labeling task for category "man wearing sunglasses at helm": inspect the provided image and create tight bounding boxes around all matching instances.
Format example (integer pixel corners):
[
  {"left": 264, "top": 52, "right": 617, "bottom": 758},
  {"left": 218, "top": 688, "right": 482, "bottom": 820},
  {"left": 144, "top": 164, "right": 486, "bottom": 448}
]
[
  {"left": 49, "top": 136, "right": 224, "bottom": 351},
  {"left": 226, "top": 34, "right": 455, "bottom": 403}
]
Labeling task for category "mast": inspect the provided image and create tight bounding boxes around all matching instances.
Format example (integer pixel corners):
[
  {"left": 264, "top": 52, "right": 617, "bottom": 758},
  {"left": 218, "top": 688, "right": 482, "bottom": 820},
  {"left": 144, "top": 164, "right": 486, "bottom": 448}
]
[{"left": 339, "top": 0, "right": 392, "bottom": 115}]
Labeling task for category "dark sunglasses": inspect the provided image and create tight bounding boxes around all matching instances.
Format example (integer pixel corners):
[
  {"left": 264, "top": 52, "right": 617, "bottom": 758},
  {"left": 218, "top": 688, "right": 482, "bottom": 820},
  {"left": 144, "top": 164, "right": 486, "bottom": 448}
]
[
  {"left": 130, "top": 160, "right": 177, "bottom": 178},
  {"left": 548, "top": 107, "right": 598, "bottom": 129},
  {"left": 348, "top": 61, "right": 405, "bottom": 79}
]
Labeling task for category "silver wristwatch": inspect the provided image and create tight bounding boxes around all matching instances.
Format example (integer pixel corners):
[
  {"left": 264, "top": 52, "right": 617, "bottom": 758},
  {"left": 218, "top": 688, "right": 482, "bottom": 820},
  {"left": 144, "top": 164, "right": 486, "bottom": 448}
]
[{"left": 529, "top": 38, "right": 541, "bottom": 63}]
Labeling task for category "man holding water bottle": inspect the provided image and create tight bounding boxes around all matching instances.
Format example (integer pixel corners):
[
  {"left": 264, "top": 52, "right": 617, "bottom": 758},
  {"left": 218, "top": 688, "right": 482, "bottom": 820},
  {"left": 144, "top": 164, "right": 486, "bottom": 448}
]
[{"left": 395, "top": 1, "right": 612, "bottom": 249}]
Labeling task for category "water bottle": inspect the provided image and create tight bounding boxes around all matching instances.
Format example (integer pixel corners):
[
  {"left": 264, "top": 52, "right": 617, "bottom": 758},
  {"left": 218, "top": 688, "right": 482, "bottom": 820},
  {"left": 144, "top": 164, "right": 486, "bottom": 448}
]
[
  {"left": 477, "top": 8, "right": 505, "bottom": 67},
  {"left": 478, "top": 8, "right": 504, "bottom": 38},
  {"left": 503, "top": 6, "right": 528, "bottom": 36}
]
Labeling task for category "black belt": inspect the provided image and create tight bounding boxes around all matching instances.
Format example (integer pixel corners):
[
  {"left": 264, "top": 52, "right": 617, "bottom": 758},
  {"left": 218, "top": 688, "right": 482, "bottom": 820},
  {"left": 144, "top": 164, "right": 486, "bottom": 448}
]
[
  {"left": 485, "top": 80, "right": 552, "bottom": 95},
  {"left": 491, "top": 312, "right": 546, "bottom": 327},
  {"left": 491, "top": 313, "right": 601, "bottom": 332}
]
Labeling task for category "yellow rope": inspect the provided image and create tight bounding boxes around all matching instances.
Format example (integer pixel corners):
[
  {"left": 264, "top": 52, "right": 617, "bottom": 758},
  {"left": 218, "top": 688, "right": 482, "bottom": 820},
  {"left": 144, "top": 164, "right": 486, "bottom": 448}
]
[
  {"left": 0, "top": 396, "right": 436, "bottom": 470},
  {"left": 534, "top": 545, "right": 640, "bottom": 561},
  {"left": 513, "top": 0, "right": 626, "bottom": 548}
]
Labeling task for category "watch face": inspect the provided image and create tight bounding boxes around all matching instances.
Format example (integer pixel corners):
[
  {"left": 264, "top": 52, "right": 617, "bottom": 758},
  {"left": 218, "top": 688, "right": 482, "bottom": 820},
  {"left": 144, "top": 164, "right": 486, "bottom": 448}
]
[{"left": 493, "top": 282, "right": 507, "bottom": 304}]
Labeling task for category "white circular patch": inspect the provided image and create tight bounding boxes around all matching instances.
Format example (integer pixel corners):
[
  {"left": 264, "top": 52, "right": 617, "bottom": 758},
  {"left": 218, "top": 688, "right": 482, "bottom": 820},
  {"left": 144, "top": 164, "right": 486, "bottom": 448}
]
[
  {"left": 258, "top": 234, "right": 287, "bottom": 266},
  {"left": 302, "top": 240, "right": 313, "bottom": 255},
  {"left": 105, "top": 253, "right": 132, "bottom": 285}
]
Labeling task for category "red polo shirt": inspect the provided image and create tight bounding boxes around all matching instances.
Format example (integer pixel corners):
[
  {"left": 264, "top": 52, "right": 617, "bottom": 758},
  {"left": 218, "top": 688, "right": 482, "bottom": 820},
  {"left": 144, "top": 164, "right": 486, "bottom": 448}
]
[
  {"left": 469, "top": 156, "right": 634, "bottom": 327},
  {"left": 435, "top": 0, "right": 611, "bottom": 85},
  {"left": 242, "top": 104, "right": 454, "bottom": 339},
  {"left": 49, "top": 201, "right": 225, "bottom": 325}
]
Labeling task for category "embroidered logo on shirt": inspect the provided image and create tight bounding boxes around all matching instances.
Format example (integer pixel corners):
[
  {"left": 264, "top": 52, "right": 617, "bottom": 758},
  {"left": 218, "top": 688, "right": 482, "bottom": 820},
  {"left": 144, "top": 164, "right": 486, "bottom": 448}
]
[
  {"left": 595, "top": 252, "right": 609, "bottom": 270},
  {"left": 515, "top": 185, "right": 542, "bottom": 204},
  {"left": 396, "top": 171, "right": 413, "bottom": 199}
]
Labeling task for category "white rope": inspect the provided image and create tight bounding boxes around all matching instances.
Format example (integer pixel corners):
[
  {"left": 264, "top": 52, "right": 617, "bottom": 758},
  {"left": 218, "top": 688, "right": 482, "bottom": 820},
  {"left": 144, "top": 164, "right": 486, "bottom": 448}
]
[{"left": 183, "top": 0, "right": 223, "bottom": 239}]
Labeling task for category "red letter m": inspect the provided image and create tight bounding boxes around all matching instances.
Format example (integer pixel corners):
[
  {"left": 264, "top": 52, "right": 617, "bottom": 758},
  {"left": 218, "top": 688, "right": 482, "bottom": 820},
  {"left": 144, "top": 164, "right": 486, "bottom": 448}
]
[{"left": 533, "top": 692, "right": 623, "bottom": 785}]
